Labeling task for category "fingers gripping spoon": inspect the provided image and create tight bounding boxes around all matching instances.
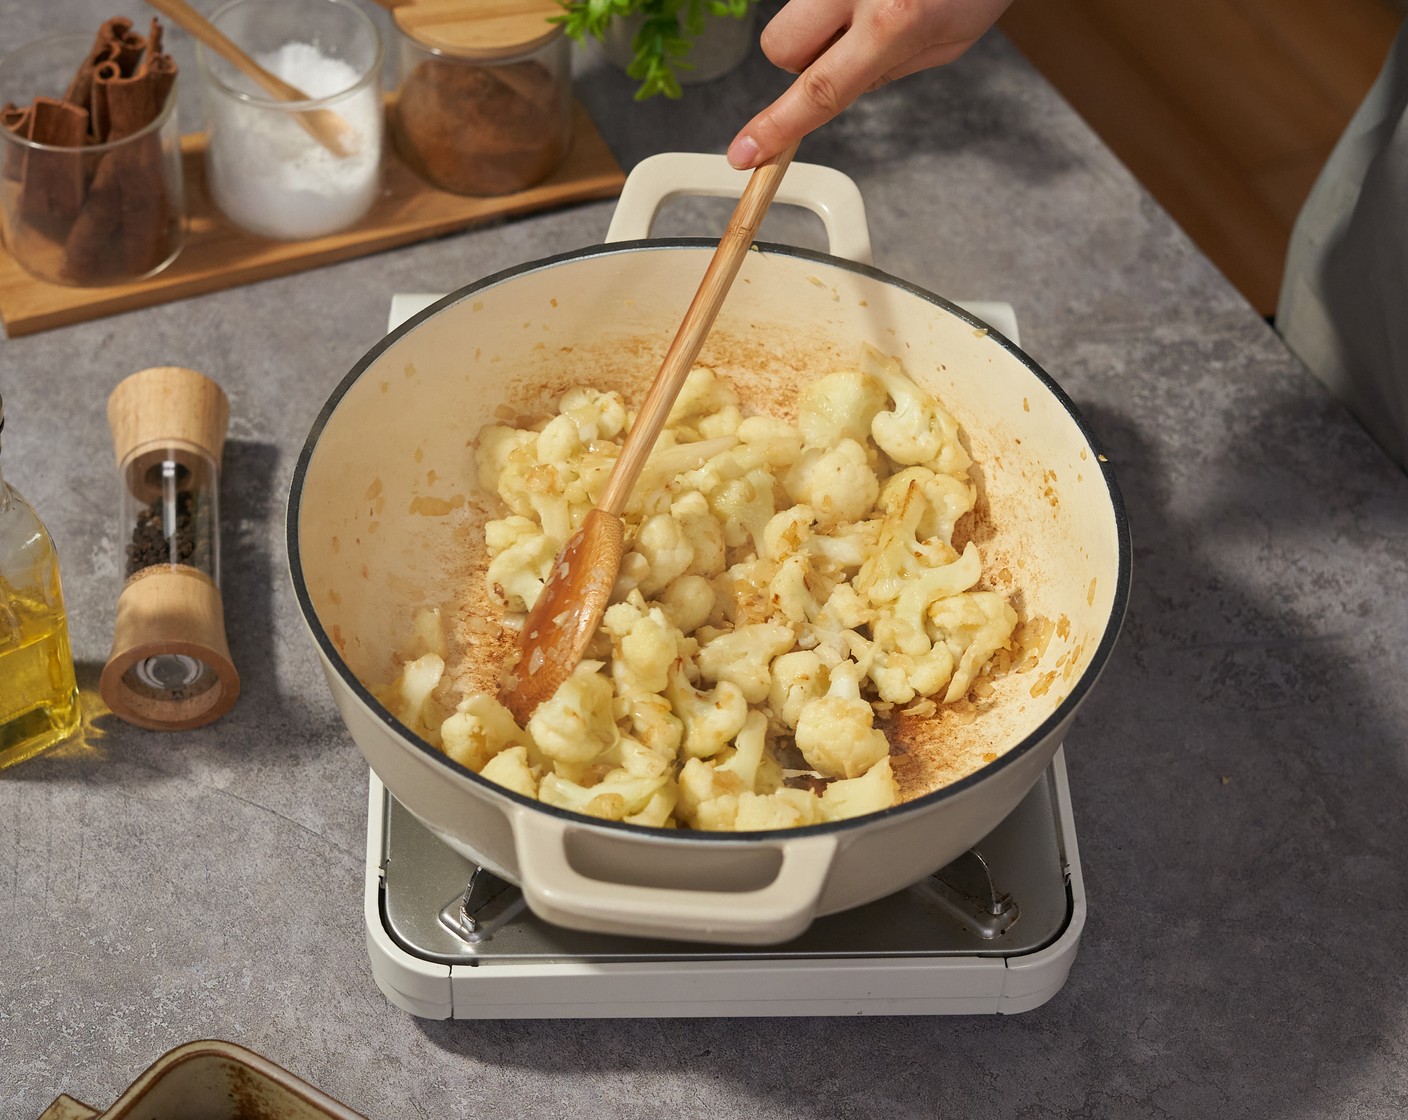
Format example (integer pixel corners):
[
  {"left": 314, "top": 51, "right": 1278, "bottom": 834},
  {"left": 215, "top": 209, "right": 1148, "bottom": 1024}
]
[{"left": 500, "top": 142, "right": 801, "bottom": 725}]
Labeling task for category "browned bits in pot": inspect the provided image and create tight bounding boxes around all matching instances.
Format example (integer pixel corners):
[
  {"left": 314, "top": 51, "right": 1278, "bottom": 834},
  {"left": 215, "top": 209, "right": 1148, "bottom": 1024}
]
[{"left": 393, "top": 59, "right": 568, "bottom": 196}]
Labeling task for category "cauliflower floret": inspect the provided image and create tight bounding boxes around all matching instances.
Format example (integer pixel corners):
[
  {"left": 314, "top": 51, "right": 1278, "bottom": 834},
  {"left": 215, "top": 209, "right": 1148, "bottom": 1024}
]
[
  {"left": 632, "top": 512, "right": 695, "bottom": 597},
  {"left": 474, "top": 424, "right": 536, "bottom": 493},
  {"left": 818, "top": 582, "right": 870, "bottom": 631},
  {"left": 863, "top": 346, "right": 971, "bottom": 476},
  {"left": 603, "top": 733, "right": 676, "bottom": 780},
  {"left": 706, "top": 557, "right": 780, "bottom": 630},
  {"left": 649, "top": 738, "right": 789, "bottom": 834},
  {"left": 491, "top": 448, "right": 577, "bottom": 546},
  {"left": 655, "top": 574, "right": 716, "bottom": 636},
  {"left": 538, "top": 770, "right": 670, "bottom": 822},
  {"left": 698, "top": 403, "right": 742, "bottom": 440},
  {"left": 696, "top": 622, "right": 796, "bottom": 704},
  {"left": 762, "top": 504, "right": 816, "bottom": 563},
  {"left": 854, "top": 476, "right": 959, "bottom": 607},
  {"left": 665, "top": 660, "right": 749, "bottom": 758},
  {"left": 709, "top": 467, "right": 777, "bottom": 554},
  {"left": 526, "top": 662, "right": 619, "bottom": 767},
  {"left": 784, "top": 439, "right": 880, "bottom": 528},
  {"left": 625, "top": 785, "right": 679, "bottom": 827},
  {"left": 600, "top": 593, "right": 689, "bottom": 754},
  {"left": 667, "top": 367, "right": 741, "bottom": 438},
  {"left": 862, "top": 646, "right": 924, "bottom": 705},
  {"left": 635, "top": 435, "right": 739, "bottom": 502},
  {"left": 609, "top": 551, "right": 650, "bottom": 601},
  {"left": 769, "top": 553, "right": 828, "bottom": 624},
  {"left": 440, "top": 692, "right": 531, "bottom": 772},
  {"left": 633, "top": 436, "right": 737, "bottom": 512},
  {"left": 734, "top": 788, "right": 825, "bottom": 830},
  {"left": 794, "top": 661, "right": 891, "bottom": 778},
  {"left": 620, "top": 692, "right": 684, "bottom": 756},
  {"left": 602, "top": 591, "right": 682, "bottom": 697},
  {"left": 479, "top": 744, "right": 540, "bottom": 799},
  {"left": 716, "top": 710, "right": 779, "bottom": 793},
  {"left": 675, "top": 756, "right": 742, "bottom": 830},
  {"left": 796, "top": 368, "right": 888, "bottom": 448},
  {"left": 484, "top": 522, "right": 559, "bottom": 611},
  {"left": 536, "top": 412, "right": 584, "bottom": 467},
  {"left": 929, "top": 591, "right": 1020, "bottom": 703},
  {"left": 849, "top": 627, "right": 955, "bottom": 706},
  {"left": 821, "top": 756, "right": 899, "bottom": 821},
  {"left": 887, "top": 541, "right": 983, "bottom": 648},
  {"left": 768, "top": 650, "right": 828, "bottom": 730},
  {"left": 672, "top": 490, "right": 726, "bottom": 578},
  {"left": 736, "top": 414, "right": 804, "bottom": 469},
  {"left": 393, "top": 652, "right": 445, "bottom": 737},
  {"left": 484, "top": 514, "right": 539, "bottom": 558},
  {"left": 673, "top": 713, "right": 785, "bottom": 829},
  {"left": 559, "top": 385, "right": 627, "bottom": 441},
  {"left": 809, "top": 519, "right": 879, "bottom": 575},
  {"left": 879, "top": 466, "right": 975, "bottom": 548},
  {"left": 854, "top": 536, "right": 982, "bottom": 706},
  {"left": 759, "top": 502, "right": 878, "bottom": 584},
  {"left": 407, "top": 605, "right": 447, "bottom": 660}
]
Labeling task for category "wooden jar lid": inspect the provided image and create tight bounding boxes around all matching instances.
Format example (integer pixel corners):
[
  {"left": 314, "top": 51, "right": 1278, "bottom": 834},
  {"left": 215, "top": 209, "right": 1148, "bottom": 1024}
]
[
  {"left": 390, "top": 0, "right": 563, "bottom": 58},
  {"left": 100, "top": 565, "right": 240, "bottom": 730}
]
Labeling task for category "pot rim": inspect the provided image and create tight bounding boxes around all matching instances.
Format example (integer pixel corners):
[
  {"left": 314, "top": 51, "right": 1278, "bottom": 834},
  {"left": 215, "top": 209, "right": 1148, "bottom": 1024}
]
[{"left": 287, "top": 236, "right": 1132, "bottom": 842}]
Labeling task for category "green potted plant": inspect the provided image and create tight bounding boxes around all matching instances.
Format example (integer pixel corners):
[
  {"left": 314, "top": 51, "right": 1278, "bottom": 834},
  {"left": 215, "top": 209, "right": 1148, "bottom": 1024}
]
[{"left": 557, "top": 0, "right": 759, "bottom": 99}]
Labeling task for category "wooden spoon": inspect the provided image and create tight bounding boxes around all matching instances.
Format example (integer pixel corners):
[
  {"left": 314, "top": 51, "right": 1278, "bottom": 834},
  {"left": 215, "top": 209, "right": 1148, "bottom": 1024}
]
[
  {"left": 501, "top": 142, "right": 801, "bottom": 725},
  {"left": 147, "top": 0, "right": 360, "bottom": 158}
]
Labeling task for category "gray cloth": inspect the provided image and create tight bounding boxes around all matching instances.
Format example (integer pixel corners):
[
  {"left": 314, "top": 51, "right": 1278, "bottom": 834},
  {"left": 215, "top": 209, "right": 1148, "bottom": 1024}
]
[{"left": 1277, "top": 20, "right": 1408, "bottom": 471}]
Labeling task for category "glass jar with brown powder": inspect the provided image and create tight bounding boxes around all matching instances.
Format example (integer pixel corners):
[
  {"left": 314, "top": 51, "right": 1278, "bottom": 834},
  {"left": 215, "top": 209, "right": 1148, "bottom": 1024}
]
[{"left": 391, "top": 0, "right": 571, "bottom": 197}]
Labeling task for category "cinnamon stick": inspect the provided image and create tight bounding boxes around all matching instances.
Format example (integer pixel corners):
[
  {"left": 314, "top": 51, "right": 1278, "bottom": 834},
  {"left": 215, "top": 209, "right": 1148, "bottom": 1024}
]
[
  {"left": 0, "top": 95, "right": 91, "bottom": 252},
  {"left": 63, "top": 17, "right": 146, "bottom": 138},
  {"left": 65, "top": 23, "right": 178, "bottom": 279},
  {"left": 1, "top": 15, "right": 179, "bottom": 285}
]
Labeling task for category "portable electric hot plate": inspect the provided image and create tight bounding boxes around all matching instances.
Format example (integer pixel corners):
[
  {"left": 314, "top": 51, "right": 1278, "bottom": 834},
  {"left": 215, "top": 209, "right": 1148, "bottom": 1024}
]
[{"left": 359, "top": 298, "right": 1089, "bottom": 1020}]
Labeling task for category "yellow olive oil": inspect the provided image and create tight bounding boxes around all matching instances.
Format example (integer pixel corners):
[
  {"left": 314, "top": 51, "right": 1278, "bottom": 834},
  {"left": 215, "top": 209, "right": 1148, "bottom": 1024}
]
[
  {"left": 0, "top": 588, "right": 81, "bottom": 769},
  {"left": 1, "top": 394, "right": 82, "bottom": 769}
]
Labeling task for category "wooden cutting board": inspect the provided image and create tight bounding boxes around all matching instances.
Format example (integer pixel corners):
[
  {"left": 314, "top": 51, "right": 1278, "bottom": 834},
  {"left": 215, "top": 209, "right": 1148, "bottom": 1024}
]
[{"left": 0, "top": 100, "right": 625, "bottom": 338}]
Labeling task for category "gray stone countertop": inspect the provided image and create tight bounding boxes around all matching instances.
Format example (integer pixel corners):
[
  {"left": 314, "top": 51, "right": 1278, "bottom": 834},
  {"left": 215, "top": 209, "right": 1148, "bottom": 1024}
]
[{"left": 3, "top": 2, "right": 1407, "bottom": 1117}]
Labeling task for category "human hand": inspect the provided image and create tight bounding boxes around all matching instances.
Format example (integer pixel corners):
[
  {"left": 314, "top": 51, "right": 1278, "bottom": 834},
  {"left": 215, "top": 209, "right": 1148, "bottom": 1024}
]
[{"left": 727, "top": 0, "right": 1015, "bottom": 168}]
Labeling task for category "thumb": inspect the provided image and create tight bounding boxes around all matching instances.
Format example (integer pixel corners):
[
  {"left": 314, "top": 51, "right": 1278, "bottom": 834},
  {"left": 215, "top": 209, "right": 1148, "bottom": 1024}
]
[{"left": 728, "top": 64, "right": 854, "bottom": 168}]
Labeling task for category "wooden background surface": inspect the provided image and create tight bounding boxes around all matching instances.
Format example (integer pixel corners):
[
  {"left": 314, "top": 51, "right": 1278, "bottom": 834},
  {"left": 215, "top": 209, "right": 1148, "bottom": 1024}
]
[{"left": 1001, "top": 0, "right": 1405, "bottom": 316}]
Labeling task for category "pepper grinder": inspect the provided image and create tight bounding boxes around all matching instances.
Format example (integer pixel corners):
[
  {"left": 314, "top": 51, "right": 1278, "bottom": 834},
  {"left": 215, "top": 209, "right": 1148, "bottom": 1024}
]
[{"left": 100, "top": 366, "right": 240, "bottom": 729}]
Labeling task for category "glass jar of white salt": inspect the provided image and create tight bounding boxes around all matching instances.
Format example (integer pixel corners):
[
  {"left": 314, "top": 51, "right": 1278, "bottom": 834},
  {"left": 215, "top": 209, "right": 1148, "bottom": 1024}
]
[{"left": 196, "top": 0, "right": 383, "bottom": 240}]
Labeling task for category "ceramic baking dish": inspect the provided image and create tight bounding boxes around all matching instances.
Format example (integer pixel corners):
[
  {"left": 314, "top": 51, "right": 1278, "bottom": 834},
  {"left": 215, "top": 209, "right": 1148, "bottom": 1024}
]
[{"left": 36, "top": 1039, "right": 366, "bottom": 1120}]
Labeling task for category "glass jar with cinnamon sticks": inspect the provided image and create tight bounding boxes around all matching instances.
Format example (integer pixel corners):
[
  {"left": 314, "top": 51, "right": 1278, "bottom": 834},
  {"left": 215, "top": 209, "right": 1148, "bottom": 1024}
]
[
  {"left": 0, "top": 20, "right": 185, "bottom": 287},
  {"left": 390, "top": 0, "right": 572, "bottom": 197}
]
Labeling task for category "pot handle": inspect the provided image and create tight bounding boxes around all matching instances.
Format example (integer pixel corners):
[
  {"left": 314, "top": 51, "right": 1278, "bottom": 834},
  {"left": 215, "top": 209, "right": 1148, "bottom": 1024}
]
[
  {"left": 605, "top": 151, "right": 874, "bottom": 265},
  {"left": 511, "top": 807, "right": 840, "bottom": 944}
]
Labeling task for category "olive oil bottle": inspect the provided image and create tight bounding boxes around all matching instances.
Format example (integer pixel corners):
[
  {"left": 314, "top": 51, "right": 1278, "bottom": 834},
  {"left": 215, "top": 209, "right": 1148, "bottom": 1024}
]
[{"left": 0, "top": 395, "right": 81, "bottom": 768}]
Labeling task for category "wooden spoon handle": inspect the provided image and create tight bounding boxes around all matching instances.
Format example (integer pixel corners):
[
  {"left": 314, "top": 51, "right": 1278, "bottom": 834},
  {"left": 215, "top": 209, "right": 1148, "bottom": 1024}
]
[
  {"left": 146, "top": 0, "right": 359, "bottom": 157},
  {"left": 597, "top": 141, "right": 801, "bottom": 517}
]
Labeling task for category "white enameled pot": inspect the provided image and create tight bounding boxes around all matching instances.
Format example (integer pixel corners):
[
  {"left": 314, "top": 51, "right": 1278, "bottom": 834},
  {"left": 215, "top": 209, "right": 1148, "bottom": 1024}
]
[{"left": 288, "top": 153, "right": 1131, "bottom": 945}]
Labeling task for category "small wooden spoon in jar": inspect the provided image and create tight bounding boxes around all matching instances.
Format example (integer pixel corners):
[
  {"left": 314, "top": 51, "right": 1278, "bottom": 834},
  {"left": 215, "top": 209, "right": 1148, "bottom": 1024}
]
[
  {"left": 500, "top": 142, "right": 801, "bottom": 725},
  {"left": 147, "top": 0, "right": 360, "bottom": 157}
]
